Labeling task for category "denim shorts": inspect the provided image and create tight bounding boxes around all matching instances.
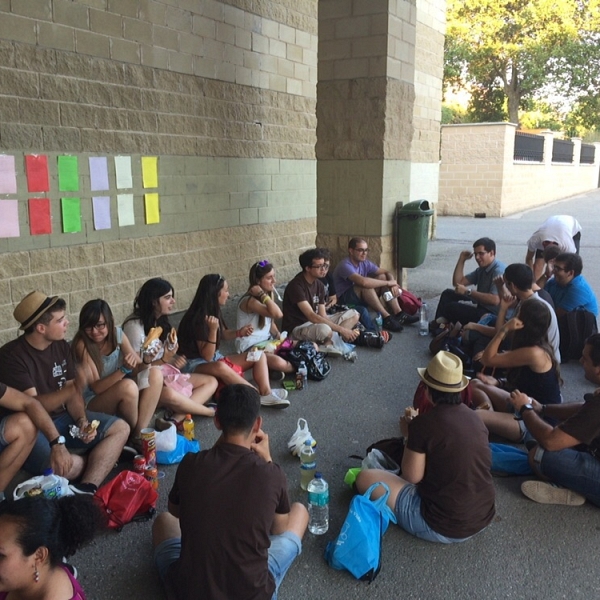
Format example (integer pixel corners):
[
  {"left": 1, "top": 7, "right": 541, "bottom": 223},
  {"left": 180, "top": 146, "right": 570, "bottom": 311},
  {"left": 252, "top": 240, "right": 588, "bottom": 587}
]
[
  {"left": 154, "top": 531, "right": 302, "bottom": 600},
  {"left": 534, "top": 445, "right": 600, "bottom": 507},
  {"left": 23, "top": 410, "right": 119, "bottom": 475},
  {"left": 394, "top": 484, "right": 472, "bottom": 544},
  {"left": 181, "top": 351, "right": 224, "bottom": 374},
  {"left": 0, "top": 416, "right": 8, "bottom": 452}
]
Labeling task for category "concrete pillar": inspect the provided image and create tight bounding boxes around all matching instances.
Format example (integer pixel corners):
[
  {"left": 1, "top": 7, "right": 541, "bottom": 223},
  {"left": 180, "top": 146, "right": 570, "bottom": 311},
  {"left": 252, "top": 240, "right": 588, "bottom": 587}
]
[{"left": 316, "top": 0, "right": 445, "bottom": 273}]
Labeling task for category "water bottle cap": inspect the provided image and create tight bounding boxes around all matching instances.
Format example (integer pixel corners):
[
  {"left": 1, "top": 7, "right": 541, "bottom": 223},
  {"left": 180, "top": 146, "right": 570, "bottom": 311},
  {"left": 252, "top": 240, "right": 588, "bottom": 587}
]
[
  {"left": 185, "top": 414, "right": 192, "bottom": 419},
  {"left": 315, "top": 472, "right": 322, "bottom": 478},
  {"left": 43, "top": 468, "right": 54, "bottom": 476},
  {"left": 304, "top": 439, "right": 312, "bottom": 445}
]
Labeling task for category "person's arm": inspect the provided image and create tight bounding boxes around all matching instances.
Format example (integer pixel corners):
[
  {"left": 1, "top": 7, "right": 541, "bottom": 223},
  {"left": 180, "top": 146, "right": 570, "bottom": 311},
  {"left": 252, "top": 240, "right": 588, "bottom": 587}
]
[
  {"left": 480, "top": 317, "right": 539, "bottom": 368},
  {"left": 456, "top": 286, "right": 500, "bottom": 308},
  {"left": 401, "top": 448, "right": 426, "bottom": 484},
  {"left": 348, "top": 272, "right": 398, "bottom": 290},
  {"left": 525, "top": 249, "right": 536, "bottom": 271},
  {"left": 167, "top": 500, "right": 180, "bottom": 519},
  {"left": 1, "top": 387, "right": 73, "bottom": 476},
  {"left": 250, "top": 428, "right": 272, "bottom": 463},
  {"left": 74, "top": 340, "right": 131, "bottom": 396},
  {"left": 462, "top": 321, "right": 495, "bottom": 336},
  {"left": 196, "top": 316, "right": 221, "bottom": 361},
  {"left": 452, "top": 250, "right": 473, "bottom": 286},
  {"left": 510, "top": 391, "right": 583, "bottom": 451},
  {"left": 315, "top": 304, "right": 359, "bottom": 341},
  {"left": 243, "top": 286, "right": 283, "bottom": 320}
]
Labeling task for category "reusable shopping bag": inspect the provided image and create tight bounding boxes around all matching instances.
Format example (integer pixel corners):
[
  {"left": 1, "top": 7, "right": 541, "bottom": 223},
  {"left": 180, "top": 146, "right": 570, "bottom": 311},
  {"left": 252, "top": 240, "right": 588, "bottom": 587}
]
[{"left": 489, "top": 443, "right": 533, "bottom": 476}]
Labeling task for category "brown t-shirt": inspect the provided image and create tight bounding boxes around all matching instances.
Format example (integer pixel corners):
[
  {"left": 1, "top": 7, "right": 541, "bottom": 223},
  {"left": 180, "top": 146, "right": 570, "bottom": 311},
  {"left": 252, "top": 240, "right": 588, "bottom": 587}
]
[
  {"left": 407, "top": 403, "right": 496, "bottom": 538},
  {"left": 282, "top": 272, "right": 325, "bottom": 333},
  {"left": 168, "top": 442, "right": 290, "bottom": 600},
  {"left": 559, "top": 396, "right": 600, "bottom": 456}
]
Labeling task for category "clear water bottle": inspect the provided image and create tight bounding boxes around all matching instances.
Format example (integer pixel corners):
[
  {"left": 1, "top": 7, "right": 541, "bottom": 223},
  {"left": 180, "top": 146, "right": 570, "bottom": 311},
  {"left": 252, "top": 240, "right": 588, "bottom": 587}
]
[
  {"left": 300, "top": 439, "right": 316, "bottom": 490},
  {"left": 419, "top": 302, "right": 428, "bottom": 336},
  {"left": 296, "top": 361, "right": 308, "bottom": 391},
  {"left": 375, "top": 313, "right": 383, "bottom": 332},
  {"left": 307, "top": 472, "right": 329, "bottom": 534},
  {"left": 40, "top": 468, "right": 63, "bottom": 499}
]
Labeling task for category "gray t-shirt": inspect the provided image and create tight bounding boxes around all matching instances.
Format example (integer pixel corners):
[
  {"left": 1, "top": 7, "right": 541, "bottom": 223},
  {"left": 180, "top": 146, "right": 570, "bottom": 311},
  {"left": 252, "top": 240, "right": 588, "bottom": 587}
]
[{"left": 465, "top": 259, "right": 506, "bottom": 314}]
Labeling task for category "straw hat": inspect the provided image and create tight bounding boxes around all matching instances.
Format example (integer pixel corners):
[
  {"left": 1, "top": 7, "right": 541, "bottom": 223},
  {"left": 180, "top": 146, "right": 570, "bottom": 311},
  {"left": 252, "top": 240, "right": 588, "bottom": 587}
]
[
  {"left": 14, "top": 291, "right": 60, "bottom": 330},
  {"left": 417, "top": 350, "right": 469, "bottom": 393}
]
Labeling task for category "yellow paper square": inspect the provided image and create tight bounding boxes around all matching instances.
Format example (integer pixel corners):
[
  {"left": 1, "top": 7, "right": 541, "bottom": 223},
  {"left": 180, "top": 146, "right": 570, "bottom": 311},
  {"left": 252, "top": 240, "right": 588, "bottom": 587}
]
[
  {"left": 144, "top": 193, "right": 160, "bottom": 224},
  {"left": 141, "top": 156, "right": 158, "bottom": 188}
]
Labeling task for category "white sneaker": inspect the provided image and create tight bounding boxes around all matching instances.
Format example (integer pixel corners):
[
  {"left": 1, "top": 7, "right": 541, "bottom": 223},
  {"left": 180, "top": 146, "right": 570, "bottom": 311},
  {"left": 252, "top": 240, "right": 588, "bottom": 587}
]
[
  {"left": 521, "top": 480, "right": 586, "bottom": 506},
  {"left": 318, "top": 345, "right": 342, "bottom": 356},
  {"left": 260, "top": 389, "right": 290, "bottom": 408}
]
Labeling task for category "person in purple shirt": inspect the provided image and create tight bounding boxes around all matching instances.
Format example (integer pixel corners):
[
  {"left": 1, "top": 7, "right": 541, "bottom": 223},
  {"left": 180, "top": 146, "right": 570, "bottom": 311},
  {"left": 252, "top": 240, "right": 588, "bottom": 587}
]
[{"left": 333, "top": 237, "right": 418, "bottom": 333}]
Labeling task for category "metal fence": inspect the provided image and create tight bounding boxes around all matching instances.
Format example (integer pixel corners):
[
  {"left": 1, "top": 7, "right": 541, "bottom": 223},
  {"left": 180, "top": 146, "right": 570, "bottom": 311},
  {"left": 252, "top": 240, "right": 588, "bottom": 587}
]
[
  {"left": 514, "top": 131, "right": 544, "bottom": 162},
  {"left": 581, "top": 143, "right": 596, "bottom": 164},
  {"left": 552, "top": 138, "right": 574, "bottom": 163}
]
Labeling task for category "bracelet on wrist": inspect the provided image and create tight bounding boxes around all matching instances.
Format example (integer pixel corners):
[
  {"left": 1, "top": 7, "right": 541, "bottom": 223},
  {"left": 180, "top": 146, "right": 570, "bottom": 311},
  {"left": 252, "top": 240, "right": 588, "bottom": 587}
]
[
  {"left": 261, "top": 295, "right": 270, "bottom": 304},
  {"left": 236, "top": 330, "right": 242, "bottom": 338}
]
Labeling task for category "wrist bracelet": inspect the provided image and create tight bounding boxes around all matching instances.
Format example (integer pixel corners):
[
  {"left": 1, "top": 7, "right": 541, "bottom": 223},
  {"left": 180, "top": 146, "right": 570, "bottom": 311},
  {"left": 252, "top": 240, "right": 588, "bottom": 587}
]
[
  {"left": 261, "top": 295, "right": 270, "bottom": 304},
  {"left": 236, "top": 330, "right": 242, "bottom": 338}
]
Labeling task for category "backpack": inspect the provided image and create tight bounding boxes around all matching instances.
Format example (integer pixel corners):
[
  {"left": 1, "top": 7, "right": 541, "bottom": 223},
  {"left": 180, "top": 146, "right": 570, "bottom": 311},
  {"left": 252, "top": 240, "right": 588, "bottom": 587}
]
[
  {"left": 397, "top": 290, "right": 422, "bottom": 316},
  {"left": 95, "top": 470, "right": 158, "bottom": 531},
  {"left": 558, "top": 309, "right": 598, "bottom": 362},
  {"left": 278, "top": 341, "right": 331, "bottom": 381}
]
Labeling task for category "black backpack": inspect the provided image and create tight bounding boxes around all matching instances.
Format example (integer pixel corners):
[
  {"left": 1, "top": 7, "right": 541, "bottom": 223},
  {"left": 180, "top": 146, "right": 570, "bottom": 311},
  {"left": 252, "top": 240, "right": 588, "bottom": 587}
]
[
  {"left": 278, "top": 341, "right": 331, "bottom": 381},
  {"left": 558, "top": 309, "right": 598, "bottom": 362}
]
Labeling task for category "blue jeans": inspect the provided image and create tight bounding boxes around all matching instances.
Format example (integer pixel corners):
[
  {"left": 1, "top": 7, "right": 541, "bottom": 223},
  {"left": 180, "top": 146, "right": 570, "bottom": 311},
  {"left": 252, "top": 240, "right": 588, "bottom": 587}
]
[
  {"left": 154, "top": 531, "right": 302, "bottom": 599},
  {"left": 23, "top": 410, "right": 119, "bottom": 475},
  {"left": 534, "top": 446, "right": 600, "bottom": 507},
  {"left": 394, "top": 484, "right": 472, "bottom": 544},
  {"left": 181, "top": 351, "right": 224, "bottom": 373},
  {"left": 338, "top": 288, "right": 377, "bottom": 331}
]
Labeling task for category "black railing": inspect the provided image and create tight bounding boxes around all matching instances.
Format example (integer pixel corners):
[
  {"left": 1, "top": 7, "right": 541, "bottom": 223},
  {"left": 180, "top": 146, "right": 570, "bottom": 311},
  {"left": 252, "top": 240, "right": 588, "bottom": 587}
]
[
  {"left": 514, "top": 131, "right": 544, "bottom": 162},
  {"left": 581, "top": 143, "right": 595, "bottom": 164},
  {"left": 552, "top": 138, "right": 574, "bottom": 163}
]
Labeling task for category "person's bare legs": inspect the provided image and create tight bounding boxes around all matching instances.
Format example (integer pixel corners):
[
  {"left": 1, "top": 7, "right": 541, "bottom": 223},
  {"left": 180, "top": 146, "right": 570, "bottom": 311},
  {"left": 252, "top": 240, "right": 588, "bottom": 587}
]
[
  {"left": 153, "top": 512, "right": 181, "bottom": 548},
  {"left": 354, "top": 287, "right": 391, "bottom": 318},
  {"left": 194, "top": 360, "right": 255, "bottom": 389},
  {"left": 80, "top": 419, "right": 130, "bottom": 487},
  {"left": 355, "top": 469, "right": 410, "bottom": 512},
  {"left": 227, "top": 352, "right": 272, "bottom": 396},
  {"left": 134, "top": 367, "right": 163, "bottom": 437},
  {"left": 0, "top": 413, "right": 37, "bottom": 492},
  {"left": 265, "top": 353, "right": 295, "bottom": 373},
  {"left": 476, "top": 410, "right": 522, "bottom": 442},
  {"left": 470, "top": 379, "right": 512, "bottom": 412},
  {"left": 87, "top": 378, "right": 139, "bottom": 430},
  {"left": 271, "top": 503, "right": 309, "bottom": 539},
  {"left": 159, "top": 373, "right": 219, "bottom": 421}
]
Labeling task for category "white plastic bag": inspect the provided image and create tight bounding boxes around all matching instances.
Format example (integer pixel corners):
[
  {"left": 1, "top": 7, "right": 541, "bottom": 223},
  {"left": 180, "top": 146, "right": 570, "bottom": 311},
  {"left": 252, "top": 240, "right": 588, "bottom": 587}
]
[
  {"left": 361, "top": 449, "right": 400, "bottom": 474},
  {"left": 287, "top": 418, "right": 315, "bottom": 457},
  {"left": 14, "top": 473, "right": 73, "bottom": 500},
  {"left": 155, "top": 423, "right": 177, "bottom": 452}
]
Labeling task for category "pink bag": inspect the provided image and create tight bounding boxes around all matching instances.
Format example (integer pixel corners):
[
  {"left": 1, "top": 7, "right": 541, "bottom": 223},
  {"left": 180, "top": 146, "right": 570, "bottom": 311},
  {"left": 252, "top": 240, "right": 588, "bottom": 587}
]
[
  {"left": 398, "top": 290, "right": 422, "bottom": 316},
  {"left": 160, "top": 363, "right": 193, "bottom": 397}
]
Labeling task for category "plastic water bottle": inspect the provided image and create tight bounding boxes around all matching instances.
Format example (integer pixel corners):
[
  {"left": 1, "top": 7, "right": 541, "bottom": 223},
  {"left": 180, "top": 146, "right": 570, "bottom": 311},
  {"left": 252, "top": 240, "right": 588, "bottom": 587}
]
[
  {"left": 419, "top": 302, "right": 428, "bottom": 336},
  {"left": 307, "top": 472, "right": 329, "bottom": 534},
  {"left": 300, "top": 439, "right": 316, "bottom": 490},
  {"left": 375, "top": 313, "right": 383, "bottom": 331},
  {"left": 296, "top": 361, "right": 308, "bottom": 391},
  {"left": 183, "top": 414, "right": 195, "bottom": 441},
  {"left": 40, "top": 468, "right": 63, "bottom": 499}
]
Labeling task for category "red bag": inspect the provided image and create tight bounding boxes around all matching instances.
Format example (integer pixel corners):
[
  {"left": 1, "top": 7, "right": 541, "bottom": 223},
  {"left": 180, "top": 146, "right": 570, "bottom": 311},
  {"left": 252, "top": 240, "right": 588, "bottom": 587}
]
[
  {"left": 95, "top": 470, "right": 158, "bottom": 531},
  {"left": 397, "top": 290, "right": 422, "bottom": 316},
  {"left": 412, "top": 380, "right": 473, "bottom": 414}
]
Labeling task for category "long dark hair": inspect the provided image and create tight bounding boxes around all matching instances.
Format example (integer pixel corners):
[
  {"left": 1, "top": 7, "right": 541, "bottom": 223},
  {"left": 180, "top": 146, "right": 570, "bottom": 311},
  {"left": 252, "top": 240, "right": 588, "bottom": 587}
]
[
  {"left": 508, "top": 298, "right": 561, "bottom": 386},
  {"left": 0, "top": 495, "right": 104, "bottom": 567},
  {"left": 244, "top": 261, "right": 274, "bottom": 329},
  {"left": 125, "top": 277, "right": 173, "bottom": 340},
  {"left": 72, "top": 299, "right": 117, "bottom": 376},
  {"left": 178, "top": 274, "right": 226, "bottom": 348}
]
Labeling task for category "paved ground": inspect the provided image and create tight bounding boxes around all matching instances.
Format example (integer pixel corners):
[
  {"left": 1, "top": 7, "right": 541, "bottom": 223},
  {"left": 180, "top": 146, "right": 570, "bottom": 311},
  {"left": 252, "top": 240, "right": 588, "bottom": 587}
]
[{"left": 75, "top": 189, "right": 600, "bottom": 600}]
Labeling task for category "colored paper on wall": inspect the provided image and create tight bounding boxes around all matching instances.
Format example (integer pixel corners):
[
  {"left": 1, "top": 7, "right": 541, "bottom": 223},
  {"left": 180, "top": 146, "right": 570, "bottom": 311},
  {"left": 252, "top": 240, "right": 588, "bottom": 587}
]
[
  {"left": 25, "top": 155, "right": 50, "bottom": 192},
  {"left": 28, "top": 198, "right": 52, "bottom": 235},
  {"left": 117, "top": 194, "right": 135, "bottom": 226},
  {"left": 115, "top": 156, "right": 133, "bottom": 189},
  {"left": 92, "top": 196, "right": 111, "bottom": 230},
  {"left": 0, "top": 200, "right": 19, "bottom": 237},
  {"left": 144, "top": 193, "right": 160, "bottom": 224},
  {"left": 0, "top": 155, "right": 17, "bottom": 194},
  {"left": 141, "top": 156, "right": 158, "bottom": 188},
  {"left": 89, "top": 156, "right": 109, "bottom": 191},
  {"left": 58, "top": 156, "right": 79, "bottom": 191},
  {"left": 61, "top": 197, "right": 81, "bottom": 233}
]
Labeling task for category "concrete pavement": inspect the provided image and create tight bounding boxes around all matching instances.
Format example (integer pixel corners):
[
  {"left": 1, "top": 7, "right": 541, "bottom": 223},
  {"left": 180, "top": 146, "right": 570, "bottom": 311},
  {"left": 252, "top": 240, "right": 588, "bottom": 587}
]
[{"left": 77, "top": 188, "right": 600, "bottom": 600}]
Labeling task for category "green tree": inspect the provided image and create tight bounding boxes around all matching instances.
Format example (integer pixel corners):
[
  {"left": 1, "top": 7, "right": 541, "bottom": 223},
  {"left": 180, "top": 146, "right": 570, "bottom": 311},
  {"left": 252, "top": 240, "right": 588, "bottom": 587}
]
[{"left": 445, "top": 0, "right": 600, "bottom": 126}]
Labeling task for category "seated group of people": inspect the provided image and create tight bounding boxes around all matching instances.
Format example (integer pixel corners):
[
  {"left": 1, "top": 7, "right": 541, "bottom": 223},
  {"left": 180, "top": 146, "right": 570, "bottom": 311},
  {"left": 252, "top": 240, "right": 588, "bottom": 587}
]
[{"left": 1, "top": 217, "right": 599, "bottom": 600}]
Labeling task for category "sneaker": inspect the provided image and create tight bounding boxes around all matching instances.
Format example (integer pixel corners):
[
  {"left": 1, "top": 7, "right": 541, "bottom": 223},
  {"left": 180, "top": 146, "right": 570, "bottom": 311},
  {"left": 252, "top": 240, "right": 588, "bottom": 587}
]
[
  {"left": 521, "top": 481, "right": 586, "bottom": 506},
  {"left": 394, "top": 312, "right": 419, "bottom": 325},
  {"left": 318, "top": 345, "right": 343, "bottom": 356},
  {"left": 260, "top": 392, "right": 290, "bottom": 409},
  {"left": 268, "top": 369, "right": 285, "bottom": 382},
  {"left": 383, "top": 316, "right": 404, "bottom": 332},
  {"left": 117, "top": 445, "right": 138, "bottom": 463},
  {"left": 69, "top": 482, "right": 98, "bottom": 495}
]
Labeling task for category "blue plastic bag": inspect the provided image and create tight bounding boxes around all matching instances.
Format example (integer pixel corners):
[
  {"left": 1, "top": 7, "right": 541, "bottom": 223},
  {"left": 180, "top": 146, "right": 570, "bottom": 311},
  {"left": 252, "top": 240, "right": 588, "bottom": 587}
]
[
  {"left": 156, "top": 435, "right": 200, "bottom": 465},
  {"left": 489, "top": 443, "right": 533, "bottom": 475},
  {"left": 324, "top": 482, "right": 397, "bottom": 582}
]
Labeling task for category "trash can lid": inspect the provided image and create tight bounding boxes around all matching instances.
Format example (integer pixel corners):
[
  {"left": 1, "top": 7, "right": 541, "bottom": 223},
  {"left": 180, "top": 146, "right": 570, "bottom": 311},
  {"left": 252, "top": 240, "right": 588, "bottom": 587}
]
[{"left": 396, "top": 200, "right": 433, "bottom": 215}]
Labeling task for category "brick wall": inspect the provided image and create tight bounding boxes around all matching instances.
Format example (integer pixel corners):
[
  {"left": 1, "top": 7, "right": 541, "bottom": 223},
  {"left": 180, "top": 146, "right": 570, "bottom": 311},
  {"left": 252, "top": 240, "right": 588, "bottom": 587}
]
[{"left": 0, "top": 1, "right": 318, "bottom": 342}]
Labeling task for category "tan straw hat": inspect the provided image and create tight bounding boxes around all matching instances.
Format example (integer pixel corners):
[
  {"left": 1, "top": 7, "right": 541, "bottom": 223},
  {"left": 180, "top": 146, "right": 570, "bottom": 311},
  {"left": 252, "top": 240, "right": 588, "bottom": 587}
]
[
  {"left": 417, "top": 350, "right": 469, "bottom": 393},
  {"left": 14, "top": 291, "right": 60, "bottom": 330}
]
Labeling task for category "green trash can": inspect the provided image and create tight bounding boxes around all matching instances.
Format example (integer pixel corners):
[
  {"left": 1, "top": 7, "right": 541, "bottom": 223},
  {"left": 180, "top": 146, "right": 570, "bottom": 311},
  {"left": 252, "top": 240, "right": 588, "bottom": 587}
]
[{"left": 395, "top": 200, "right": 433, "bottom": 268}]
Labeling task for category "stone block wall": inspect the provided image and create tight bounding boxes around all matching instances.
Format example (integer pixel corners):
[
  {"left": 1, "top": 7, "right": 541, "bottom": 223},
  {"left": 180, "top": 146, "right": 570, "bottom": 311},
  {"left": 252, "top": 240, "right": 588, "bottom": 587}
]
[
  {"left": 0, "top": 0, "right": 318, "bottom": 343},
  {"left": 439, "top": 123, "right": 600, "bottom": 217}
]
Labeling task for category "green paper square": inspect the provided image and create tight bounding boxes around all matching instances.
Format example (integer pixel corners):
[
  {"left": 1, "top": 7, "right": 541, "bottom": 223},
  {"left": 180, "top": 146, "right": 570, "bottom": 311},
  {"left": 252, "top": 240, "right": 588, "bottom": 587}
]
[
  {"left": 58, "top": 155, "right": 79, "bottom": 191},
  {"left": 61, "top": 197, "right": 81, "bottom": 233}
]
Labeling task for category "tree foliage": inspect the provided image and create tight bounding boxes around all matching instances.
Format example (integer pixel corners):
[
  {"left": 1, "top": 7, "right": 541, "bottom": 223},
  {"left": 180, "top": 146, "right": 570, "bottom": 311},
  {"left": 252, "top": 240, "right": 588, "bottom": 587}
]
[{"left": 445, "top": 0, "right": 600, "bottom": 127}]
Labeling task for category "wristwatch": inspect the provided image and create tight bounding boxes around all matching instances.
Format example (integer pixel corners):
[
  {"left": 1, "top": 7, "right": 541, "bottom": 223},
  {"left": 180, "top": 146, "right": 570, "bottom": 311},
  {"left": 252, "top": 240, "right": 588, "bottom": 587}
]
[
  {"left": 519, "top": 403, "right": 534, "bottom": 417},
  {"left": 49, "top": 435, "right": 66, "bottom": 447},
  {"left": 466, "top": 288, "right": 472, "bottom": 296}
]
